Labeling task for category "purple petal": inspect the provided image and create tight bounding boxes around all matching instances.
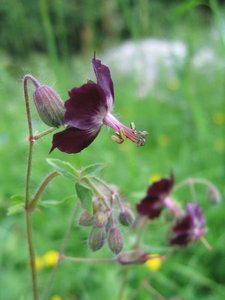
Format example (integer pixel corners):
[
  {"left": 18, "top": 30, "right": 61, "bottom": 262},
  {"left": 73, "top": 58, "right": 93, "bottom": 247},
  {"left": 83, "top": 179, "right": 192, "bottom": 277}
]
[
  {"left": 136, "top": 195, "right": 163, "bottom": 219},
  {"left": 147, "top": 172, "right": 174, "bottom": 199},
  {"left": 65, "top": 83, "right": 108, "bottom": 130},
  {"left": 92, "top": 54, "right": 114, "bottom": 109},
  {"left": 169, "top": 203, "right": 206, "bottom": 247},
  {"left": 186, "top": 203, "right": 205, "bottom": 228},
  {"left": 50, "top": 126, "right": 101, "bottom": 154}
]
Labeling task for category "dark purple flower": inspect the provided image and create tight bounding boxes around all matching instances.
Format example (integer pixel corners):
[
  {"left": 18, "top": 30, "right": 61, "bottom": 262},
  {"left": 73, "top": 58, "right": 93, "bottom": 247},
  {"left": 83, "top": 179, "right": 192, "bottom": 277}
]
[
  {"left": 169, "top": 203, "right": 207, "bottom": 247},
  {"left": 136, "top": 172, "right": 174, "bottom": 219},
  {"left": 50, "top": 55, "right": 146, "bottom": 154}
]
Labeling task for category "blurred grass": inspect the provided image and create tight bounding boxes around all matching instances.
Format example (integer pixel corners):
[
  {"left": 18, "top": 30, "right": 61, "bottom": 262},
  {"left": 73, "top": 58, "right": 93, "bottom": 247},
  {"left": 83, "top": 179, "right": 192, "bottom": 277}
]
[{"left": 0, "top": 1, "right": 225, "bottom": 300}]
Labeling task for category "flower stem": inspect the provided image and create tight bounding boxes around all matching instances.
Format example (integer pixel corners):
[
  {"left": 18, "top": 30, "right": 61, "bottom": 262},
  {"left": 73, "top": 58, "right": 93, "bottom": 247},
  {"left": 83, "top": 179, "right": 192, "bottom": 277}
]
[
  {"left": 174, "top": 177, "right": 218, "bottom": 192},
  {"left": 29, "top": 171, "right": 59, "bottom": 210},
  {"left": 25, "top": 210, "right": 38, "bottom": 300},
  {"left": 62, "top": 255, "right": 116, "bottom": 263},
  {"left": 23, "top": 75, "right": 39, "bottom": 300},
  {"left": 117, "top": 217, "right": 149, "bottom": 300},
  {"left": 33, "top": 127, "right": 57, "bottom": 140},
  {"left": 41, "top": 202, "right": 80, "bottom": 300}
]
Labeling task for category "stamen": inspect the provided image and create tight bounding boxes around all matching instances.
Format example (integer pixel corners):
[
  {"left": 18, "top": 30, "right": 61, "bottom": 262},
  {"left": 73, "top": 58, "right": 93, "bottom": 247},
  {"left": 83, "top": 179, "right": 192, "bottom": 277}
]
[
  {"left": 138, "top": 131, "right": 148, "bottom": 138},
  {"left": 111, "top": 135, "right": 124, "bottom": 144},
  {"left": 130, "top": 122, "right": 136, "bottom": 131},
  {"left": 136, "top": 136, "right": 145, "bottom": 146},
  {"left": 119, "top": 128, "right": 126, "bottom": 140}
]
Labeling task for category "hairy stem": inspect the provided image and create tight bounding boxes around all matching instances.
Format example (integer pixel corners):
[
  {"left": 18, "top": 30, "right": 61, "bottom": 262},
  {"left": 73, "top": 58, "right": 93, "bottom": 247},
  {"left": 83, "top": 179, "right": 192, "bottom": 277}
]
[
  {"left": 117, "top": 217, "right": 149, "bottom": 300},
  {"left": 23, "top": 75, "right": 39, "bottom": 300},
  {"left": 34, "top": 127, "right": 57, "bottom": 140},
  {"left": 29, "top": 171, "right": 59, "bottom": 210},
  {"left": 25, "top": 211, "right": 38, "bottom": 300},
  {"left": 62, "top": 255, "right": 116, "bottom": 263}
]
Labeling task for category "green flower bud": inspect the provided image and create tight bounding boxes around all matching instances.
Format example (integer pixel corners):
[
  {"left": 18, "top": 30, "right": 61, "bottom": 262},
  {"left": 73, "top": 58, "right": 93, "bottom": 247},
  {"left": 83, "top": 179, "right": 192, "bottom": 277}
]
[
  {"left": 78, "top": 211, "right": 93, "bottom": 226},
  {"left": 94, "top": 211, "right": 109, "bottom": 228},
  {"left": 119, "top": 209, "right": 134, "bottom": 226},
  {"left": 33, "top": 85, "right": 65, "bottom": 127},
  {"left": 88, "top": 228, "right": 105, "bottom": 252},
  {"left": 108, "top": 227, "right": 123, "bottom": 254}
]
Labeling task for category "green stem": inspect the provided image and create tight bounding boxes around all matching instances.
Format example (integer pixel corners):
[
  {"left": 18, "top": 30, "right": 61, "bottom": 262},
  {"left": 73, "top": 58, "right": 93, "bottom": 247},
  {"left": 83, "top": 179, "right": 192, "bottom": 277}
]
[
  {"left": 117, "top": 217, "right": 149, "bottom": 300},
  {"left": 25, "top": 211, "right": 38, "bottom": 300},
  {"left": 117, "top": 268, "right": 129, "bottom": 300},
  {"left": 29, "top": 171, "right": 59, "bottom": 210},
  {"left": 33, "top": 127, "right": 57, "bottom": 140},
  {"left": 62, "top": 255, "right": 116, "bottom": 263},
  {"left": 41, "top": 202, "right": 80, "bottom": 300}
]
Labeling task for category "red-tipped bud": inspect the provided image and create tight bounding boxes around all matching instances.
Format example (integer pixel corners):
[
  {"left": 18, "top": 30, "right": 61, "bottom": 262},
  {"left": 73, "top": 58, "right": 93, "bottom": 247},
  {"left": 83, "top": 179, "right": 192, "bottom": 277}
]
[
  {"left": 108, "top": 227, "right": 123, "bottom": 254},
  {"left": 78, "top": 211, "right": 93, "bottom": 226},
  {"left": 88, "top": 228, "right": 105, "bottom": 252},
  {"left": 33, "top": 85, "right": 65, "bottom": 127},
  {"left": 94, "top": 211, "right": 109, "bottom": 228},
  {"left": 119, "top": 209, "right": 134, "bottom": 226}
]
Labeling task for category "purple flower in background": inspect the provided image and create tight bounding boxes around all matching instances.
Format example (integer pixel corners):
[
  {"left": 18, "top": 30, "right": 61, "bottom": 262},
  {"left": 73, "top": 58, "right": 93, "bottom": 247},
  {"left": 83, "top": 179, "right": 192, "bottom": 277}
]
[
  {"left": 136, "top": 172, "right": 174, "bottom": 219},
  {"left": 169, "top": 203, "right": 207, "bottom": 247},
  {"left": 50, "top": 54, "right": 146, "bottom": 154}
]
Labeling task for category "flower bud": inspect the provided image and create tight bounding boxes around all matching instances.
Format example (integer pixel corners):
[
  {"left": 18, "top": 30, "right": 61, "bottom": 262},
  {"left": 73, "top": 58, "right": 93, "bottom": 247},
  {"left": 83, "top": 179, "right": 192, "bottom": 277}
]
[
  {"left": 117, "top": 250, "right": 148, "bottom": 265},
  {"left": 119, "top": 209, "right": 134, "bottom": 226},
  {"left": 108, "top": 227, "right": 123, "bottom": 254},
  {"left": 33, "top": 85, "right": 65, "bottom": 127},
  {"left": 94, "top": 211, "right": 109, "bottom": 228},
  {"left": 78, "top": 211, "right": 93, "bottom": 226},
  {"left": 207, "top": 186, "right": 221, "bottom": 204},
  {"left": 88, "top": 228, "right": 105, "bottom": 252}
]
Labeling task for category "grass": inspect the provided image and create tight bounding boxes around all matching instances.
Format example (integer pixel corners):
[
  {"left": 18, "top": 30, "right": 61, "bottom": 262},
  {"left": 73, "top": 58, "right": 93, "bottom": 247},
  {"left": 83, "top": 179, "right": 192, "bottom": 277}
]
[{"left": 0, "top": 3, "right": 225, "bottom": 300}]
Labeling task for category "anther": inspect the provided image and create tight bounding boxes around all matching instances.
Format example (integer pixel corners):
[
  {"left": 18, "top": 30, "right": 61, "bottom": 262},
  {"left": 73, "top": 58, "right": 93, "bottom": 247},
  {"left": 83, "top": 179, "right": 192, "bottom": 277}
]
[
  {"left": 138, "top": 131, "right": 148, "bottom": 138},
  {"left": 119, "top": 128, "right": 126, "bottom": 140},
  {"left": 111, "top": 135, "right": 124, "bottom": 144},
  {"left": 136, "top": 136, "right": 145, "bottom": 146},
  {"left": 130, "top": 122, "right": 136, "bottom": 131}
]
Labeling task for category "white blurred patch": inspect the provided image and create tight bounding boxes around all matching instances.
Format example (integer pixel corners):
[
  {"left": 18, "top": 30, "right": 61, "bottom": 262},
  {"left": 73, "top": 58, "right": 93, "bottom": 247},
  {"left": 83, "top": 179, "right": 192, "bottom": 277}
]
[{"left": 102, "top": 38, "right": 187, "bottom": 98}]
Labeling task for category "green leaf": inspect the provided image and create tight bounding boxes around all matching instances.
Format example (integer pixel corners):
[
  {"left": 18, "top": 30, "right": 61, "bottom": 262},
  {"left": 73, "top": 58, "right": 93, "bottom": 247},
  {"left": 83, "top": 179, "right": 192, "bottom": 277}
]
[
  {"left": 10, "top": 194, "right": 25, "bottom": 204},
  {"left": 46, "top": 158, "right": 77, "bottom": 180},
  {"left": 75, "top": 182, "right": 93, "bottom": 213},
  {"left": 39, "top": 195, "right": 75, "bottom": 208},
  {"left": 7, "top": 203, "right": 24, "bottom": 216},
  {"left": 80, "top": 163, "right": 105, "bottom": 176}
]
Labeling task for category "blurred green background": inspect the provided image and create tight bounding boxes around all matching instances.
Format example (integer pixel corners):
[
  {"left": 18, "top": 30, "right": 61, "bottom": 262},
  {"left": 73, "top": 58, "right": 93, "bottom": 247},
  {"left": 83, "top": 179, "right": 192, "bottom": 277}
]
[{"left": 0, "top": 0, "right": 225, "bottom": 299}]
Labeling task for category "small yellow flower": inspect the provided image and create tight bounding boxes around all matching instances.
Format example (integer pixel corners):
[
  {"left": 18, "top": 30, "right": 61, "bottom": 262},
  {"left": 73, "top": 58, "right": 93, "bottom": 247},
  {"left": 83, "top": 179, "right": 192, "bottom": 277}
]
[
  {"left": 145, "top": 254, "right": 163, "bottom": 272},
  {"left": 149, "top": 174, "right": 161, "bottom": 184},
  {"left": 212, "top": 112, "right": 225, "bottom": 125},
  {"left": 51, "top": 295, "right": 62, "bottom": 300},
  {"left": 43, "top": 250, "right": 59, "bottom": 267},
  {"left": 35, "top": 256, "right": 45, "bottom": 271},
  {"left": 158, "top": 134, "right": 170, "bottom": 147}
]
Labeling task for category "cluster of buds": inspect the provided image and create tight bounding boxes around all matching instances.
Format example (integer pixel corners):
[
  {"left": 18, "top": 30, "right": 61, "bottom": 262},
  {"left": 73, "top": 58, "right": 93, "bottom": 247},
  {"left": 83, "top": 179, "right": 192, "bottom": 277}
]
[{"left": 78, "top": 185, "right": 134, "bottom": 254}]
